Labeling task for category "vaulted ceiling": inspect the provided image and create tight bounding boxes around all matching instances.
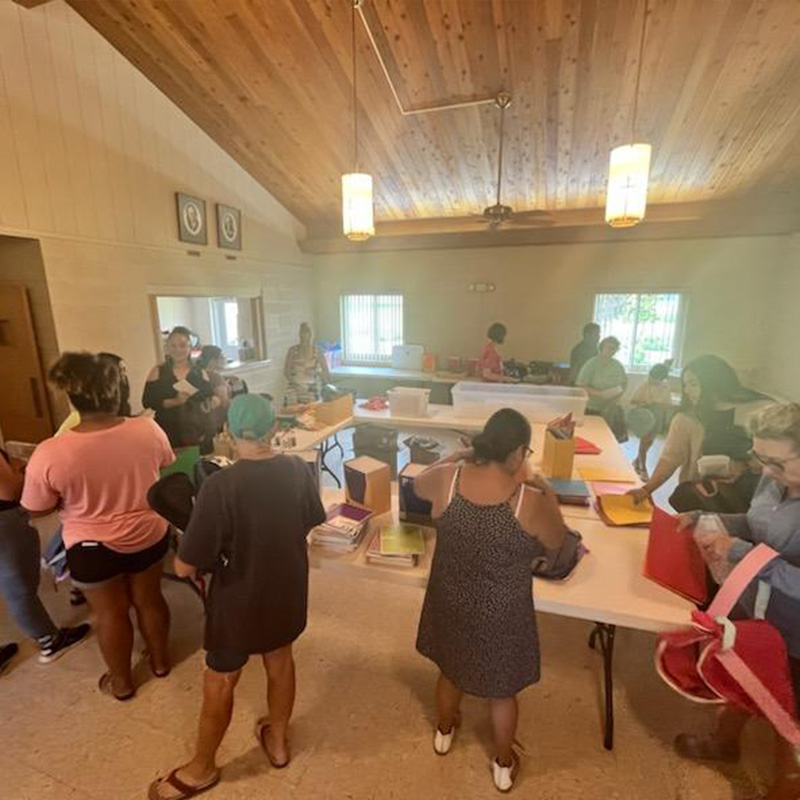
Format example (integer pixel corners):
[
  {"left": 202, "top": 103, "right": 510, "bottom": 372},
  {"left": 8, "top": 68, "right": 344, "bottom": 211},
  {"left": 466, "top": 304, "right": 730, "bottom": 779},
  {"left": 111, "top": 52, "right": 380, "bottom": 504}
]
[{"left": 62, "top": 0, "right": 800, "bottom": 250}]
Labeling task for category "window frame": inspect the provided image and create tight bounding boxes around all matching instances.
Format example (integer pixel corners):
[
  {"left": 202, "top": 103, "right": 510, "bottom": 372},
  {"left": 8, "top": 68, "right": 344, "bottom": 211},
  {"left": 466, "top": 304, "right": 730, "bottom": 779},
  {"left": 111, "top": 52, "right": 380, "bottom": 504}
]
[
  {"left": 339, "top": 292, "right": 405, "bottom": 366},
  {"left": 592, "top": 289, "right": 689, "bottom": 373},
  {"left": 149, "top": 291, "right": 267, "bottom": 369}
]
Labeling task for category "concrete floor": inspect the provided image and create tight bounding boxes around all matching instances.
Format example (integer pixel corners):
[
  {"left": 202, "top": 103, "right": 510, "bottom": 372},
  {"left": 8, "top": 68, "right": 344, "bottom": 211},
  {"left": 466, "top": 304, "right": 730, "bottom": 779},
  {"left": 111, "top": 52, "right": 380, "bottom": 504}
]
[{"left": 0, "top": 428, "right": 774, "bottom": 799}]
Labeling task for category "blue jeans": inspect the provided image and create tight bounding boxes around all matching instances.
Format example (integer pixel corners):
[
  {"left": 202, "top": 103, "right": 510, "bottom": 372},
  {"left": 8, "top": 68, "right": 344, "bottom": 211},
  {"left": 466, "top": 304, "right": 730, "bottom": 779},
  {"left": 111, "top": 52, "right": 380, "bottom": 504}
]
[{"left": 0, "top": 507, "right": 58, "bottom": 640}]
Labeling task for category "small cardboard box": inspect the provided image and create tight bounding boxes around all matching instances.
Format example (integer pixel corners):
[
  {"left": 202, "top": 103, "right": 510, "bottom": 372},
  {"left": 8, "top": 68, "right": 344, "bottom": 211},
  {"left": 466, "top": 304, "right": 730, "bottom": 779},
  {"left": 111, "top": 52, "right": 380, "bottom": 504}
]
[
  {"left": 344, "top": 456, "right": 392, "bottom": 515},
  {"left": 541, "top": 430, "right": 575, "bottom": 480},
  {"left": 314, "top": 393, "right": 354, "bottom": 426},
  {"left": 297, "top": 449, "right": 321, "bottom": 488},
  {"left": 399, "top": 463, "right": 433, "bottom": 524}
]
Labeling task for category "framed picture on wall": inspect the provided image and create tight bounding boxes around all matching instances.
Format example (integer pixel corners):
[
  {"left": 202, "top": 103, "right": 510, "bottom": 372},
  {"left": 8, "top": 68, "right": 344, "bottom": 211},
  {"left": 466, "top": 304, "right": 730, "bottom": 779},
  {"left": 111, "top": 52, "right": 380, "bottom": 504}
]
[
  {"left": 216, "top": 204, "right": 242, "bottom": 250},
  {"left": 176, "top": 192, "right": 208, "bottom": 245}
]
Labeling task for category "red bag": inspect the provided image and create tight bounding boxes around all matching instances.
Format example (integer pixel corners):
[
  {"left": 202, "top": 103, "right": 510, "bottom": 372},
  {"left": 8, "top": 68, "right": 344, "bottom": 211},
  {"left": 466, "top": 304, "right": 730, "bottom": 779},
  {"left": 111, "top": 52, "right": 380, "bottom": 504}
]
[{"left": 656, "top": 544, "right": 800, "bottom": 744}]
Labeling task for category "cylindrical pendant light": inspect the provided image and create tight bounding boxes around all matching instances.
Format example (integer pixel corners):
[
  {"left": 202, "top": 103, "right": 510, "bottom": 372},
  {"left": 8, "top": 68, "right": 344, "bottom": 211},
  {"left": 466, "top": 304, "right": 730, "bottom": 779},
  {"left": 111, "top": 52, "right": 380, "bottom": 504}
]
[
  {"left": 342, "top": 172, "right": 374, "bottom": 240},
  {"left": 606, "top": 1, "right": 652, "bottom": 229},
  {"left": 605, "top": 143, "right": 652, "bottom": 228},
  {"left": 342, "top": 0, "right": 374, "bottom": 241}
]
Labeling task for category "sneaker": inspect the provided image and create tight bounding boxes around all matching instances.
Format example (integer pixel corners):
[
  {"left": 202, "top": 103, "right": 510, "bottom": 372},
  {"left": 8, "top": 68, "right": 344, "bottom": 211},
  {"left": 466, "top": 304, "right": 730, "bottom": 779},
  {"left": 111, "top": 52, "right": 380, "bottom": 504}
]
[
  {"left": 434, "top": 726, "right": 455, "bottom": 756},
  {"left": 38, "top": 624, "right": 91, "bottom": 664},
  {"left": 433, "top": 712, "right": 461, "bottom": 756},
  {"left": 0, "top": 642, "right": 19, "bottom": 675},
  {"left": 492, "top": 752, "right": 520, "bottom": 793}
]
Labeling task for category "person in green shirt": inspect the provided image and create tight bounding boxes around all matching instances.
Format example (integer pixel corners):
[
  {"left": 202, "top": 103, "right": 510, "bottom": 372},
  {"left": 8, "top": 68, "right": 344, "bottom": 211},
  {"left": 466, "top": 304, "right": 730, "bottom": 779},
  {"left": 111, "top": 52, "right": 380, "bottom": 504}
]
[{"left": 576, "top": 337, "right": 628, "bottom": 441}]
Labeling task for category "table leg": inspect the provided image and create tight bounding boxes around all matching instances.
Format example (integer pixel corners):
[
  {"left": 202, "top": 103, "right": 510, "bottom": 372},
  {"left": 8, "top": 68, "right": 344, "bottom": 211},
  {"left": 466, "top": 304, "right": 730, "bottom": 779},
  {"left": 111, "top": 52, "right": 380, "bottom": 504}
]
[
  {"left": 319, "top": 436, "right": 342, "bottom": 488},
  {"left": 588, "top": 622, "right": 617, "bottom": 751}
]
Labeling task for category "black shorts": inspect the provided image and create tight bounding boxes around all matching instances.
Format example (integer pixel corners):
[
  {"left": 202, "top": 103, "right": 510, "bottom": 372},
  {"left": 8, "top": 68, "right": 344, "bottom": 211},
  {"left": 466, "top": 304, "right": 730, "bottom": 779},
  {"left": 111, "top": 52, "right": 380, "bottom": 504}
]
[
  {"left": 206, "top": 649, "right": 249, "bottom": 673},
  {"left": 67, "top": 532, "right": 170, "bottom": 589}
]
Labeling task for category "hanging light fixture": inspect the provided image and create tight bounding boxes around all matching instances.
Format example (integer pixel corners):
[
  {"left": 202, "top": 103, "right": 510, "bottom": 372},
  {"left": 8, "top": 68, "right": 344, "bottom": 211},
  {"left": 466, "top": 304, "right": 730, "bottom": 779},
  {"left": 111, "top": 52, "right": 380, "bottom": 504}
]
[
  {"left": 342, "top": 0, "right": 374, "bottom": 241},
  {"left": 606, "top": 0, "right": 652, "bottom": 228}
]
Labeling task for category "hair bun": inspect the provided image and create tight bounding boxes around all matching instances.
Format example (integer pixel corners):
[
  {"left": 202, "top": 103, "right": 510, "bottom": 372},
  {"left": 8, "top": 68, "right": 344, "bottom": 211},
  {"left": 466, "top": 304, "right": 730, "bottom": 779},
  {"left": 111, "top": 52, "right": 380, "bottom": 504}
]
[{"left": 471, "top": 433, "right": 495, "bottom": 461}]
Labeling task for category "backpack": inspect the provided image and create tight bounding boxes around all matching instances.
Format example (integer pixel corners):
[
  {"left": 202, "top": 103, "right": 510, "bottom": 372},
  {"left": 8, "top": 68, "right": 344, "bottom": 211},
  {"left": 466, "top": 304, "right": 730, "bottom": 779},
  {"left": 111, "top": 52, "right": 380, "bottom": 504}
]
[{"left": 655, "top": 544, "right": 800, "bottom": 744}]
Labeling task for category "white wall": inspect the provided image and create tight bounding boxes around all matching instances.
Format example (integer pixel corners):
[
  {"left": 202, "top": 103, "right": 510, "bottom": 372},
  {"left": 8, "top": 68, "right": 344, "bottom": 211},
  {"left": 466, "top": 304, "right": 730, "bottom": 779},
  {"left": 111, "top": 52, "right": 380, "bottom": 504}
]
[
  {"left": 0, "top": 1, "right": 315, "bottom": 416},
  {"left": 763, "top": 234, "right": 800, "bottom": 400},
  {"left": 315, "top": 236, "right": 788, "bottom": 390}
]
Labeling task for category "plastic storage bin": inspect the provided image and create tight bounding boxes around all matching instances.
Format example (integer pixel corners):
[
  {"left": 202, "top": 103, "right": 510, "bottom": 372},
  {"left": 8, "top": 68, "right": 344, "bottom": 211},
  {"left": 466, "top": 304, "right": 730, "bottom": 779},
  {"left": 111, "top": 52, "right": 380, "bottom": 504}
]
[
  {"left": 451, "top": 381, "right": 588, "bottom": 424},
  {"left": 387, "top": 387, "right": 431, "bottom": 418}
]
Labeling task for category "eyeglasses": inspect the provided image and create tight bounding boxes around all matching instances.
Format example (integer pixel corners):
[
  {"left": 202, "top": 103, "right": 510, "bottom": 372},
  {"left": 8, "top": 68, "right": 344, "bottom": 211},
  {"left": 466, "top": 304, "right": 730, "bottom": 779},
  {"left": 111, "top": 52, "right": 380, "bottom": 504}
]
[{"left": 749, "top": 449, "right": 800, "bottom": 472}]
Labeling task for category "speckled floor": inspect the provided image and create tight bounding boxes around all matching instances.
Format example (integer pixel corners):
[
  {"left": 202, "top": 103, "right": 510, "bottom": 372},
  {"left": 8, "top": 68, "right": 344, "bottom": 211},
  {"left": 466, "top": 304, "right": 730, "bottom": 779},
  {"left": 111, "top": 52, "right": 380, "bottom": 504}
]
[
  {"left": 0, "top": 557, "right": 772, "bottom": 800},
  {"left": 0, "top": 430, "right": 771, "bottom": 799}
]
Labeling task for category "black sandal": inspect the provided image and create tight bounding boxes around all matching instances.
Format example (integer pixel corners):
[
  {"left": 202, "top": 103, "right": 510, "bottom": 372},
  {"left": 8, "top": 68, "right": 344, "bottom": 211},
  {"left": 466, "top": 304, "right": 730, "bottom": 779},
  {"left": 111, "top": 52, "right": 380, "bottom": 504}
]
[{"left": 255, "top": 718, "right": 290, "bottom": 768}]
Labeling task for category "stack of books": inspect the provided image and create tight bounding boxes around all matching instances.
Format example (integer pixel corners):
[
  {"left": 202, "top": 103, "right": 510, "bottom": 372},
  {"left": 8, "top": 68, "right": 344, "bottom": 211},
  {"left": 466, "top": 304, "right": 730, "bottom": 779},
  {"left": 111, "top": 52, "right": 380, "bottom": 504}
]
[
  {"left": 310, "top": 503, "right": 372, "bottom": 553},
  {"left": 366, "top": 523, "right": 426, "bottom": 569}
]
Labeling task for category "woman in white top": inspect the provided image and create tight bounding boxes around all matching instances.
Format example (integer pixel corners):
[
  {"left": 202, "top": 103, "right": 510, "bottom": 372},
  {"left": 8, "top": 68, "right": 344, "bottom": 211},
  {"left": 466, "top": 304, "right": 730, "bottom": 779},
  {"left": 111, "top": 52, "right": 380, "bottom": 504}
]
[{"left": 283, "top": 323, "right": 331, "bottom": 406}]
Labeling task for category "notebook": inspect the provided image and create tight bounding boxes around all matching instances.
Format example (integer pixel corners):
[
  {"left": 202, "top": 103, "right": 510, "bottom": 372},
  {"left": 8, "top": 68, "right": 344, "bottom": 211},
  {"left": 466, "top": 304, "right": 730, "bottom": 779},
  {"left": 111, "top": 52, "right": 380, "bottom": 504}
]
[
  {"left": 379, "top": 523, "right": 426, "bottom": 556},
  {"left": 596, "top": 494, "right": 654, "bottom": 527},
  {"left": 548, "top": 479, "right": 591, "bottom": 506},
  {"left": 643, "top": 507, "right": 708, "bottom": 605}
]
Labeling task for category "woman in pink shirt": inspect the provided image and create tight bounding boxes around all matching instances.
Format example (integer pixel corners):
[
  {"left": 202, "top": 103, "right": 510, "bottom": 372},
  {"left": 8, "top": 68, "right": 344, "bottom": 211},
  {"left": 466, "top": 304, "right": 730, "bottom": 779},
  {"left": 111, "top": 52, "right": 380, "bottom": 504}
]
[
  {"left": 478, "top": 323, "right": 515, "bottom": 383},
  {"left": 23, "top": 353, "right": 176, "bottom": 700}
]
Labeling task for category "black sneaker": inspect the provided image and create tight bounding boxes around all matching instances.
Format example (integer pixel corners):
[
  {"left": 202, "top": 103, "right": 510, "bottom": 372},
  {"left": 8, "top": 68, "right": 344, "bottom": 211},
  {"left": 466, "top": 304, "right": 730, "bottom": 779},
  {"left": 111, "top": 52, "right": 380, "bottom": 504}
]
[
  {"left": 38, "top": 624, "right": 91, "bottom": 664},
  {"left": 0, "top": 642, "right": 19, "bottom": 675}
]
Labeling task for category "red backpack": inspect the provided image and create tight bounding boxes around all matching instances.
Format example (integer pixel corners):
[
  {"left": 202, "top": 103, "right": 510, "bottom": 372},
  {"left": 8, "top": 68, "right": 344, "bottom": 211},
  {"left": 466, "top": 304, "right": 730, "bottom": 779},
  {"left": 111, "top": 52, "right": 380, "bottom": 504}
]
[{"left": 656, "top": 544, "right": 800, "bottom": 744}]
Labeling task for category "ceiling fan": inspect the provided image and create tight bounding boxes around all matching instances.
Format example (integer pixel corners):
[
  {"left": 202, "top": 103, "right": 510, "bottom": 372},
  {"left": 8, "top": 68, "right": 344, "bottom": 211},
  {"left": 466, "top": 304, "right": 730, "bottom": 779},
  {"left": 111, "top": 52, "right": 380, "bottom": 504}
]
[{"left": 476, "top": 92, "right": 553, "bottom": 230}]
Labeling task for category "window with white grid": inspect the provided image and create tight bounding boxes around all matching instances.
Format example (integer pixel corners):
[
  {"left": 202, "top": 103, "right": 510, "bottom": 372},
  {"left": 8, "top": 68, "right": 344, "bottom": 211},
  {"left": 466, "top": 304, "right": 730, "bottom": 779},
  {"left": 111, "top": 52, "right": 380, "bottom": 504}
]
[
  {"left": 593, "top": 292, "right": 686, "bottom": 371},
  {"left": 340, "top": 294, "right": 404, "bottom": 363}
]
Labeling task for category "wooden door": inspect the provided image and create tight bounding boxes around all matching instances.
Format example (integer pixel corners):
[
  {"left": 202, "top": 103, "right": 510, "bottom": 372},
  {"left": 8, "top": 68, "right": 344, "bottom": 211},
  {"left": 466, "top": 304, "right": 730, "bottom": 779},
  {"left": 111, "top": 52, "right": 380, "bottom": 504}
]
[{"left": 0, "top": 285, "right": 53, "bottom": 442}]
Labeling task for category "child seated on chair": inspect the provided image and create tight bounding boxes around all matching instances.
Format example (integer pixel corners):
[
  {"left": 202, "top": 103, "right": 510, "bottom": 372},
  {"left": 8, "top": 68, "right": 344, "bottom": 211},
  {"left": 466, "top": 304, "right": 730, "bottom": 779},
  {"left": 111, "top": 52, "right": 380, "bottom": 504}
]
[{"left": 630, "top": 361, "right": 674, "bottom": 479}]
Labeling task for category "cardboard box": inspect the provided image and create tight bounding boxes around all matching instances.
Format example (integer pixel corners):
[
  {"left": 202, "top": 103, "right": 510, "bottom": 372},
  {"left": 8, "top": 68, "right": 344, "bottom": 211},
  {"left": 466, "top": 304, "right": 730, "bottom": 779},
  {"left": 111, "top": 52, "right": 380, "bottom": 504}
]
[
  {"left": 541, "top": 430, "right": 575, "bottom": 480},
  {"left": 344, "top": 456, "right": 392, "bottom": 515},
  {"left": 399, "top": 463, "right": 433, "bottom": 524},
  {"left": 314, "top": 393, "right": 354, "bottom": 426}
]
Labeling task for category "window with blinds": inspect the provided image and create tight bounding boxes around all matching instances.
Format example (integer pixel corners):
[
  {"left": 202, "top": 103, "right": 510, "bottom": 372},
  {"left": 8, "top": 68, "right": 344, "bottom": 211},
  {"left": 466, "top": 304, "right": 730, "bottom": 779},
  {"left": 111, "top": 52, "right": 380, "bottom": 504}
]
[
  {"left": 340, "top": 294, "right": 404, "bottom": 363},
  {"left": 593, "top": 292, "right": 686, "bottom": 371}
]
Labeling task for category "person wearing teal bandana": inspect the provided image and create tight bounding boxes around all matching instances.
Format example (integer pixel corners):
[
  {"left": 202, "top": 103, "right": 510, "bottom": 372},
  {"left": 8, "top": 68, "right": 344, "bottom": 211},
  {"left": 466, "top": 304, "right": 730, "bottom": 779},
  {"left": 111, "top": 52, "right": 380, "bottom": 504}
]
[{"left": 150, "top": 395, "right": 326, "bottom": 800}]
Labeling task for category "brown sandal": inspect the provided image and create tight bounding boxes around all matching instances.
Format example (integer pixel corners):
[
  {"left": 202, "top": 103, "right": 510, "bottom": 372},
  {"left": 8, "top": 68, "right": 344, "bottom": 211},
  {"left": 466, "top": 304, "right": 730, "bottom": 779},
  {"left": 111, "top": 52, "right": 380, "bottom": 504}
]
[
  {"left": 255, "top": 718, "right": 290, "bottom": 769},
  {"left": 147, "top": 768, "right": 220, "bottom": 800},
  {"left": 98, "top": 672, "right": 136, "bottom": 701}
]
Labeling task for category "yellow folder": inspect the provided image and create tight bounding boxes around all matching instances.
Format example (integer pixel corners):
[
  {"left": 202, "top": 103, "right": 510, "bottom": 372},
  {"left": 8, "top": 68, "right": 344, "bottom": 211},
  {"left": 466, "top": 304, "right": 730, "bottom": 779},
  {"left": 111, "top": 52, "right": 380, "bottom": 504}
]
[
  {"left": 578, "top": 466, "right": 637, "bottom": 483},
  {"left": 598, "top": 494, "right": 654, "bottom": 526}
]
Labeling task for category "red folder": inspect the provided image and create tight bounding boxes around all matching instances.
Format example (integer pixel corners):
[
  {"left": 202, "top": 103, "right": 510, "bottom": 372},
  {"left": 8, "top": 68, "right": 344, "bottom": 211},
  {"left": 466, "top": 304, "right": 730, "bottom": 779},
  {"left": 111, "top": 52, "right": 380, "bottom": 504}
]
[
  {"left": 575, "top": 436, "right": 602, "bottom": 455},
  {"left": 643, "top": 507, "right": 709, "bottom": 605}
]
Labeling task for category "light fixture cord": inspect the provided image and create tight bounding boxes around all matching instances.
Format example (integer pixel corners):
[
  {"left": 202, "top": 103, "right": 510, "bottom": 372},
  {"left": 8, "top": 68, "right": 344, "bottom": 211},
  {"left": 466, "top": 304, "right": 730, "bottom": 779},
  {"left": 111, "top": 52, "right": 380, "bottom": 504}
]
[
  {"left": 631, "top": 0, "right": 649, "bottom": 144},
  {"left": 352, "top": 0, "right": 359, "bottom": 171},
  {"left": 496, "top": 100, "right": 506, "bottom": 207}
]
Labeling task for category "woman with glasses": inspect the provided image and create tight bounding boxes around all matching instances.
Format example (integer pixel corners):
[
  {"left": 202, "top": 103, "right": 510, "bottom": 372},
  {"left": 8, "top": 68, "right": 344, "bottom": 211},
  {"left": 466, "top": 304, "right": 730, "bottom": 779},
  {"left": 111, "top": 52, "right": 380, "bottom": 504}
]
[
  {"left": 674, "top": 402, "right": 800, "bottom": 800},
  {"left": 412, "top": 408, "right": 569, "bottom": 792}
]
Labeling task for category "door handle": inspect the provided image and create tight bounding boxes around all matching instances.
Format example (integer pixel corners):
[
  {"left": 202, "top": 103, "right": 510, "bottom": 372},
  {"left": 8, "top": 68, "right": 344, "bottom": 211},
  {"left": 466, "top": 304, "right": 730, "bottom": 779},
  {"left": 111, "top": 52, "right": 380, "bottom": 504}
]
[{"left": 30, "top": 377, "right": 44, "bottom": 419}]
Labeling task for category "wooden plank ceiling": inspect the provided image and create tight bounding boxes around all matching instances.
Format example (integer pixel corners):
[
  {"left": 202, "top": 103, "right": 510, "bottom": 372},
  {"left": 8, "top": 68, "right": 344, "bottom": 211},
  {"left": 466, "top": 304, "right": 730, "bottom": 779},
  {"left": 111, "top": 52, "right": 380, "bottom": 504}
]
[{"left": 64, "top": 0, "right": 800, "bottom": 249}]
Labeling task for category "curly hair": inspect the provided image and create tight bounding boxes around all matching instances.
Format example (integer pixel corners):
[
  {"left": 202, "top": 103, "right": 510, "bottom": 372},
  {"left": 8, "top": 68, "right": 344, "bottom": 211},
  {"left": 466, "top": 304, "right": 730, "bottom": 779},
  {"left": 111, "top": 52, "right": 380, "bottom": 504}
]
[
  {"left": 750, "top": 403, "right": 800, "bottom": 455},
  {"left": 49, "top": 352, "right": 120, "bottom": 414}
]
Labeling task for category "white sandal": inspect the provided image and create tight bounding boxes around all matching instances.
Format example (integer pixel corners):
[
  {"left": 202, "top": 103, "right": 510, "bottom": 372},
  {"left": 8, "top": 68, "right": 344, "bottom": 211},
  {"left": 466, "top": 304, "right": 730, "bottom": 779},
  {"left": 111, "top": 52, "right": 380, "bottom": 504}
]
[
  {"left": 492, "top": 751, "right": 520, "bottom": 793},
  {"left": 433, "top": 713, "right": 461, "bottom": 756}
]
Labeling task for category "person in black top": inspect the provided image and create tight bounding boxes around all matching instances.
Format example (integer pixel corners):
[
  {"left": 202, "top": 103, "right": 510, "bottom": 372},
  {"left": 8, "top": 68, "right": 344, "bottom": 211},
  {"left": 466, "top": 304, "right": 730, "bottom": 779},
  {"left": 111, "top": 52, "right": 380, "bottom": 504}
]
[
  {"left": 0, "top": 449, "right": 90, "bottom": 671},
  {"left": 569, "top": 322, "right": 601, "bottom": 384},
  {"left": 149, "top": 395, "right": 326, "bottom": 800},
  {"left": 142, "top": 326, "right": 215, "bottom": 448}
]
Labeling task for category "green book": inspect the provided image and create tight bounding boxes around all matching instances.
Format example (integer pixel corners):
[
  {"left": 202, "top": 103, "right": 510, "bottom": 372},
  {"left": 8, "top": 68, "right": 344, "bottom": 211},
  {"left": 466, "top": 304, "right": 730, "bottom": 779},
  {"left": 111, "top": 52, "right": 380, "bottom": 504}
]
[{"left": 379, "top": 524, "right": 425, "bottom": 557}]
